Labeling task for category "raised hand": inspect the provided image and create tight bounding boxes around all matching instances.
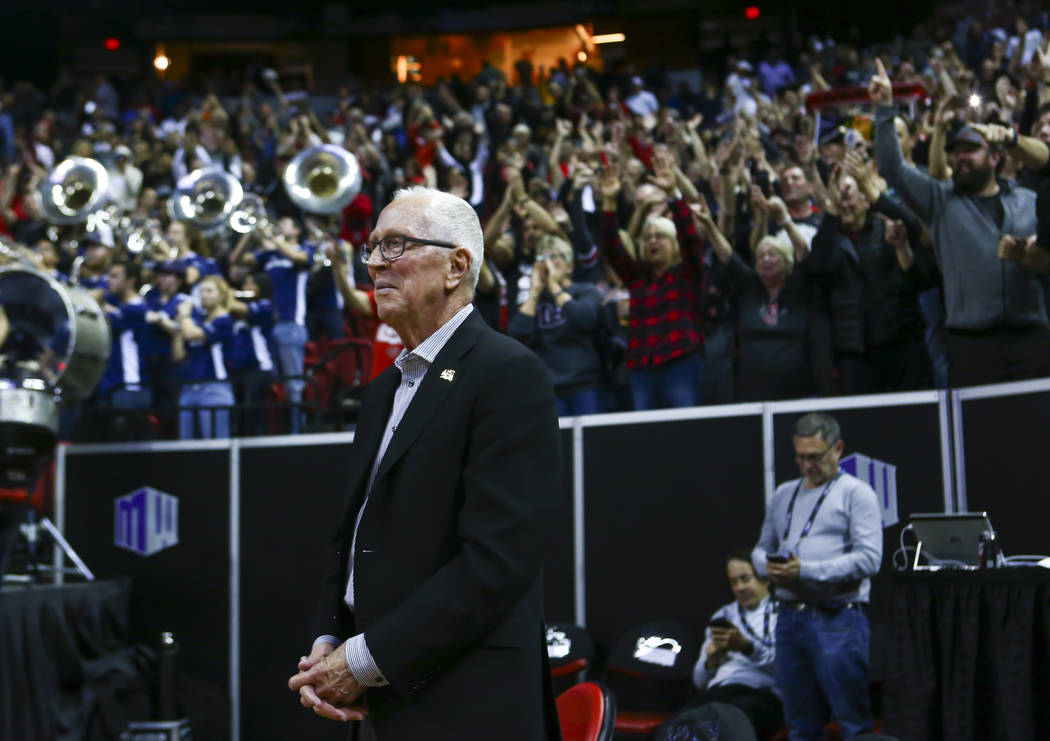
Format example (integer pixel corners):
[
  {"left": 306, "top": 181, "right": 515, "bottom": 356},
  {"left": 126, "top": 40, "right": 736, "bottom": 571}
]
[
  {"left": 868, "top": 58, "right": 893, "bottom": 106},
  {"left": 767, "top": 196, "right": 790, "bottom": 225},
  {"left": 649, "top": 151, "right": 677, "bottom": 194},
  {"left": 1036, "top": 37, "right": 1050, "bottom": 82},
  {"left": 882, "top": 216, "right": 908, "bottom": 249},
  {"left": 933, "top": 96, "right": 958, "bottom": 129},
  {"left": 843, "top": 149, "right": 867, "bottom": 179},
  {"left": 750, "top": 184, "right": 769, "bottom": 214},
  {"left": 687, "top": 194, "right": 717, "bottom": 236},
  {"left": 995, "top": 76, "right": 1020, "bottom": 111}
]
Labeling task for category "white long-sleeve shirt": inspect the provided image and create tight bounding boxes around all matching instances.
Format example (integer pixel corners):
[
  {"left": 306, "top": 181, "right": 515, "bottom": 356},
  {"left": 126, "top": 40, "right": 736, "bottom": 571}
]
[
  {"left": 752, "top": 472, "right": 883, "bottom": 605},
  {"left": 692, "top": 596, "right": 779, "bottom": 696}
]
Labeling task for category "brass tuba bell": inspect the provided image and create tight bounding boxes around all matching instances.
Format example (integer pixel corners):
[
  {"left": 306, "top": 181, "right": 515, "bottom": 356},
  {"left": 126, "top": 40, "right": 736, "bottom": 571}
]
[
  {"left": 282, "top": 144, "right": 362, "bottom": 215},
  {"left": 35, "top": 157, "right": 110, "bottom": 225},
  {"left": 168, "top": 166, "right": 244, "bottom": 234}
]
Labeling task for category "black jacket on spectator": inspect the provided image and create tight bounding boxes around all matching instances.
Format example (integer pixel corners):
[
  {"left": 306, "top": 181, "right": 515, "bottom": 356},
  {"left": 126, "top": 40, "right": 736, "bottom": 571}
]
[{"left": 808, "top": 195, "right": 938, "bottom": 355}]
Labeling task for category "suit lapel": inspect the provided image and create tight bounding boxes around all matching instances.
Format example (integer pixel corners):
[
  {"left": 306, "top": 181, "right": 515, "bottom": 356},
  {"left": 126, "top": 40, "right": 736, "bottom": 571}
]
[{"left": 371, "top": 312, "right": 485, "bottom": 487}]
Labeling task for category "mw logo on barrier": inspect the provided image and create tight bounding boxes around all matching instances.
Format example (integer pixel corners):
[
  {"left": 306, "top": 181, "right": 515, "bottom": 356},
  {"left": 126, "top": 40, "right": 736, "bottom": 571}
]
[
  {"left": 839, "top": 453, "right": 898, "bottom": 528},
  {"left": 114, "top": 486, "right": 179, "bottom": 556}
]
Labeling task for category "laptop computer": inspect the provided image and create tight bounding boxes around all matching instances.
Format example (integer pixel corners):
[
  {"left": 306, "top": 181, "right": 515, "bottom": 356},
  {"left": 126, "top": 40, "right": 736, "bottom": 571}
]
[{"left": 908, "top": 512, "right": 998, "bottom": 569}]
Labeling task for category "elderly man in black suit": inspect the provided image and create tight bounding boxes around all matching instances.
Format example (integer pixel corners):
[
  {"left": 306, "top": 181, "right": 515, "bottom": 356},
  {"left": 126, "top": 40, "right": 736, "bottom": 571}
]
[{"left": 288, "top": 186, "right": 563, "bottom": 741}]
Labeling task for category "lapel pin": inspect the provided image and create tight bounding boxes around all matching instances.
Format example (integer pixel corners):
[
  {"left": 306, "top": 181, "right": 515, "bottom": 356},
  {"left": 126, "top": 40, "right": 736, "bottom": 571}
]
[{"left": 439, "top": 369, "right": 456, "bottom": 382}]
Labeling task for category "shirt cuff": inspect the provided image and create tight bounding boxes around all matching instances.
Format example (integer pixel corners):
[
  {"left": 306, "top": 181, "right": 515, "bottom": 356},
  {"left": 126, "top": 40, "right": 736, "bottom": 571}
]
[
  {"left": 344, "top": 633, "right": 389, "bottom": 687},
  {"left": 313, "top": 635, "right": 340, "bottom": 651}
]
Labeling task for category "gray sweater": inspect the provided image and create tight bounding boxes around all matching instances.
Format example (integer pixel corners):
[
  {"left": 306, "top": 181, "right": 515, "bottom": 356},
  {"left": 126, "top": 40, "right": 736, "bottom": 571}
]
[{"left": 874, "top": 104, "right": 1046, "bottom": 330}]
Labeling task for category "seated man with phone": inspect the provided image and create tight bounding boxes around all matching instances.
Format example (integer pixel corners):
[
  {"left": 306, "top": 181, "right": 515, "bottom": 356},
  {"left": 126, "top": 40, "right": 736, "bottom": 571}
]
[{"left": 685, "top": 550, "right": 784, "bottom": 740}]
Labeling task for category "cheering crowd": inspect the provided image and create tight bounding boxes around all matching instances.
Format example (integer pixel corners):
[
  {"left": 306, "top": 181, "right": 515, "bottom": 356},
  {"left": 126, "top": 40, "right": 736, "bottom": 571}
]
[{"left": 2, "top": 0, "right": 1050, "bottom": 441}]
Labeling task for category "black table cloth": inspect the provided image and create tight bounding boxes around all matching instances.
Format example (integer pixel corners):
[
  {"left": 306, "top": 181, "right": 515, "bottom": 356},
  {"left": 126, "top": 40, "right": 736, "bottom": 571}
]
[
  {"left": 0, "top": 579, "right": 141, "bottom": 740},
  {"left": 883, "top": 568, "right": 1050, "bottom": 741}
]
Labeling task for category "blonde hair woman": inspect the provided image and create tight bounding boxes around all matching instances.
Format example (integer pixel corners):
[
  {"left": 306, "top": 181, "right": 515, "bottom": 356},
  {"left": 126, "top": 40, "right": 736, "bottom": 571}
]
[{"left": 170, "top": 275, "right": 236, "bottom": 438}]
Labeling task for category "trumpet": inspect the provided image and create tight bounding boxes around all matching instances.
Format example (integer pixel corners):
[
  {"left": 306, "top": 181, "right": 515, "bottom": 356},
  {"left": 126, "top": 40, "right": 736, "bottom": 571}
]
[{"left": 303, "top": 219, "right": 339, "bottom": 273}]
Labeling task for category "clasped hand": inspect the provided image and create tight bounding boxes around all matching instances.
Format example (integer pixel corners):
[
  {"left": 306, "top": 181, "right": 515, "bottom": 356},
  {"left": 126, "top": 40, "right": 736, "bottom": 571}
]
[{"left": 288, "top": 642, "right": 368, "bottom": 722}]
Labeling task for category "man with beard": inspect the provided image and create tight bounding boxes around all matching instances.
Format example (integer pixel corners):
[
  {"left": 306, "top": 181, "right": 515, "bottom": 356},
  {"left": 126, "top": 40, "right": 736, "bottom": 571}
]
[{"left": 871, "top": 59, "right": 1048, "bottom": 386}]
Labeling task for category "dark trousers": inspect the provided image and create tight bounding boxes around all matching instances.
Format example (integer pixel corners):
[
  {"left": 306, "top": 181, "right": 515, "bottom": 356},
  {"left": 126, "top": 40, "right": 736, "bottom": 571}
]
[
  {"left": 946, "top": 324, "right": 1050, "bottom": 388},
  {"left": 836, "top": 337, "right": 933, "bottom": 395},
  {"left": 685, "top": 683, "right": 785, "bottom": 741}
]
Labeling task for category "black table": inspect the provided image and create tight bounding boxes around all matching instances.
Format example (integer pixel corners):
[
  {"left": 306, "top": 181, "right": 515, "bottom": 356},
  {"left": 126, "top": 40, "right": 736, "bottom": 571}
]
[
  {"left": 883, "top": 568, "right": 1050, "bottom": 741},
  {"left": 0, "top": 579, "right": 136, "bottom": 740}
]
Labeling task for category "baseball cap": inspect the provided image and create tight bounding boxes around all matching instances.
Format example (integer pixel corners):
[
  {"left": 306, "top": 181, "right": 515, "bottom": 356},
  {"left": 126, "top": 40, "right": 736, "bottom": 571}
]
[
  {"left": 819, "top": 125, "right": 847, "bottom": 147},
  {"left": 945, "top": 124, "right": 987, "bottom": 150},
  {"left": 154, "top": 260, "right": 187, "bottom": 277}
]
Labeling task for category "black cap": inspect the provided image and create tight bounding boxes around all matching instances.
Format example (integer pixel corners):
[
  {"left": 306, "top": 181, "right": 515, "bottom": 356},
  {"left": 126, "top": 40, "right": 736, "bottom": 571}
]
[
  {"left": 819, "top": 125, "right": 846, "bottom": 148},
  {"left": 79, "top": 234, "right": 107, "bottom": 249},
  {"left": 655, "top": 703, "right": 758, "bottom": 741},
  {"left": 545, "top": 622, "right": 594, "bottom": 671},
  {"left": 945, "top": 124, "right": 987, "bottom": 150},
  {"left": 154, "top": 260, "right": 186, "bottom": 277},
  {"left": 605, "top": 619, "right": 700, "bottom": 681}
]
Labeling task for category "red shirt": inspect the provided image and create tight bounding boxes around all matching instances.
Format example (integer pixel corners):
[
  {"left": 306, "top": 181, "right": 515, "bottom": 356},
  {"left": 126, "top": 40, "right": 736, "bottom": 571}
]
[
  {"left": 366, "top": 291, "right": 404, "bottom": 379},
  {"left": 599, "top": 198, "right": 705, "bottom": 369}
]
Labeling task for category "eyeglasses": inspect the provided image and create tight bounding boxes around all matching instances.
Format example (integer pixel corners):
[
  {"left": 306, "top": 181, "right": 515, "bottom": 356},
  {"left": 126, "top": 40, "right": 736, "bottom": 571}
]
[
  {"left": 795, "top": 446, "right": 834, "bottom": 465},
  {"left": 361, "top": 234, "right": 458, "bottom": 264}
]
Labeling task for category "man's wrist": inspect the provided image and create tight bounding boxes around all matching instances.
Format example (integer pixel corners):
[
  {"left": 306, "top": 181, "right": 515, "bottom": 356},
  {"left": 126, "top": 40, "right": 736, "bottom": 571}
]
[{"left": 344, "top": 633, "right": 388, "bottom": 687}]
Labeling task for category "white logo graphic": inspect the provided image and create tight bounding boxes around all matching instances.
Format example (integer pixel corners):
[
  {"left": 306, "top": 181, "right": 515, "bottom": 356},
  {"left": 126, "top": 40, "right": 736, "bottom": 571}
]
[
  {"left": 633, "top": 636, "right": 682, "bottom": 667},
  {"left": 114, "top": 486, "right": 179, "bottom": 556},
  {"left": 546, "top": 628, "right": 571, "bottom": 659}
]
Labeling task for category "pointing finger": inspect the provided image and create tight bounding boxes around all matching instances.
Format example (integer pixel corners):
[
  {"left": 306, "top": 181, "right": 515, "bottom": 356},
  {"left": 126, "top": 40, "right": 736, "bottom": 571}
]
[{"left": 875, "top": 57, "right": 887, "bottom": 79}]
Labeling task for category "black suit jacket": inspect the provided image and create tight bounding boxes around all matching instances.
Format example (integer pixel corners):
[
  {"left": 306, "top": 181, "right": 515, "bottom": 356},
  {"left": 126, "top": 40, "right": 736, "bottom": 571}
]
[{"left": 312, "top": 310, "right": 563, "bottom": 741}]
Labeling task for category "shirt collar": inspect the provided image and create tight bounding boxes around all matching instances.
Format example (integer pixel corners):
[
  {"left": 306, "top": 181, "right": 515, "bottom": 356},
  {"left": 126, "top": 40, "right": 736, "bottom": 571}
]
[{"left": 394, "top": 304, "right": 474, "bottom": 371}]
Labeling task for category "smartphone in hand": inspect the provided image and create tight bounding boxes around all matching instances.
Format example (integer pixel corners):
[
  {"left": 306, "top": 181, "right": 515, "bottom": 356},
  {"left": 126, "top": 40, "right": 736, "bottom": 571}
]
[
  {"left": 765, "top": 553, "right": 789, "bottom": 563},
  {"left": 707, "top": 617, "right": 733, "bottom": 630}
]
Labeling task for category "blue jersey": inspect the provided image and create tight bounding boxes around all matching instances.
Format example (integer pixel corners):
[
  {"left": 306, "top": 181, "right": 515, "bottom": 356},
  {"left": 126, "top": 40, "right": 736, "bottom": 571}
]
[
  {"left": 142, "top": 289, "right": 192, "bottom": 358},
  {"left": 99, "top": 297, "right": 149, "bottom": 395},
  {"left": 175, "top": 252, "right": 219, "bottom": 284},
  {"left": 256, "top": 244, "right": 313, "bottom": 325},
  {"left": 77, "top": 272, "right": 108, "bottom": 294},
  {"left": 180, "top": 310, "right": 234, "bottom": 382},
  {"left": 306, "top": 249, "right": 349, "bottom": 313},
  {"left": 229, "top": 300, "right": 276, "bottom": 373}
]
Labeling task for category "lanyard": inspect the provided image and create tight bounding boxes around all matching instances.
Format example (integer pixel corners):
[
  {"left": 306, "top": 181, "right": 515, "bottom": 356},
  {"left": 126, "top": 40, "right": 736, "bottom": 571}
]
[
  {"left": 782, "top": 474, "right": 839, "bottom": 547},
  {"left": 737, "top": 600, "right": 773, "bottom": 648}
]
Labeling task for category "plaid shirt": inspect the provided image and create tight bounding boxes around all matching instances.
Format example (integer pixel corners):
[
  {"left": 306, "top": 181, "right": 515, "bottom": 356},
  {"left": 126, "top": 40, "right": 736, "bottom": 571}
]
[{"left": 599, "top": 198, "right": 705, "bottom": 369}]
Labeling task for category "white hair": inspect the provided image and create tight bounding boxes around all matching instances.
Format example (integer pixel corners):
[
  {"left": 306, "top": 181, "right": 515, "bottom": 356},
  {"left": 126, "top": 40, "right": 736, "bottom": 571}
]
[
  {"left": 756, "top": 234, "right": 794, "bottom": 271},
  {"left": 392, "top": 186, "right": 484, "bottom": 291}
]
